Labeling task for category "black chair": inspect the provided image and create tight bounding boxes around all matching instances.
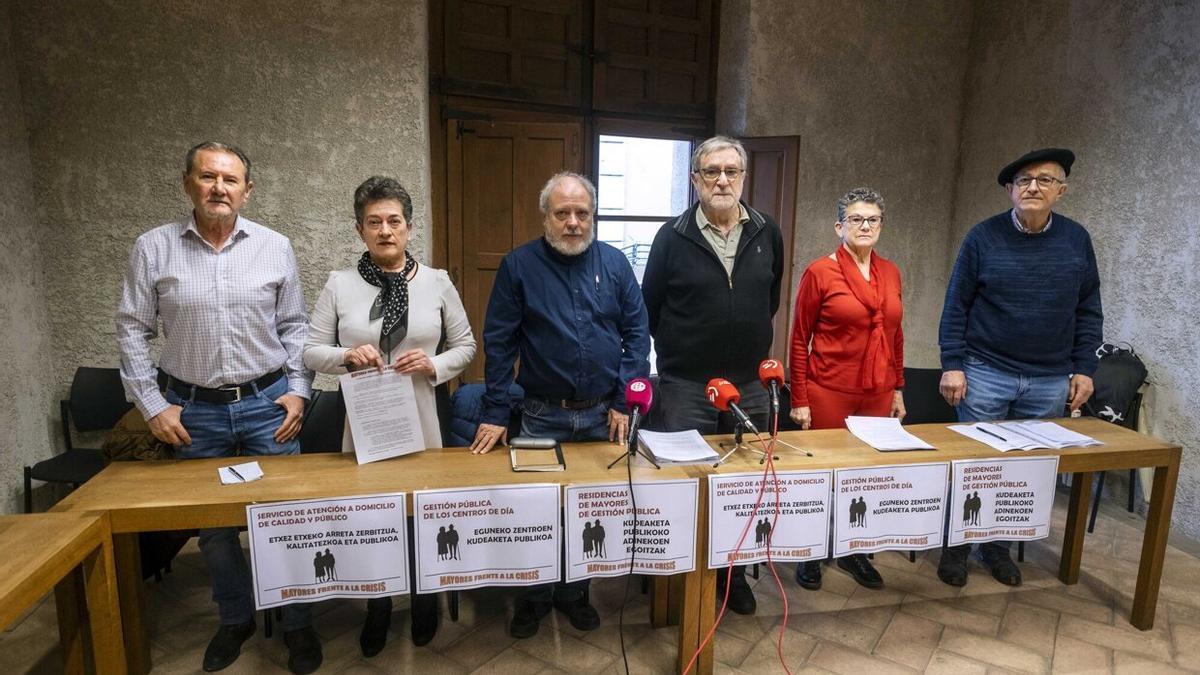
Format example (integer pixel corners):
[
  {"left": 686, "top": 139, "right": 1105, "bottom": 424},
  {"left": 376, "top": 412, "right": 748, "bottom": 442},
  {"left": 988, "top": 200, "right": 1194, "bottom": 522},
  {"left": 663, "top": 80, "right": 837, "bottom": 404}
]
[
  {"left": 24, "top": 366, "right": 133, "bottom": 512},
  {"left": 900, "top": 367, "right": 957, "bottom": 425},
  {"left": 1088, "top": 391, "right": 1144, "bottom": 532},
  {"left": 298, "top": 389, "right": 346, "bottom": 454}
]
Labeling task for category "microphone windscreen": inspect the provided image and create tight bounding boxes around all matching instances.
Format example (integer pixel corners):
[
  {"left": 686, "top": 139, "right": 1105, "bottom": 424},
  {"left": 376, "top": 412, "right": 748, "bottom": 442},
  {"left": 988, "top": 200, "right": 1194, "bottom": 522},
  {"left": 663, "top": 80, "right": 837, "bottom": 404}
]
[
  {"left": 625, "top": 377, "right": 653, "bottom": 412},
  {"left": 758, "top": 359, "right": 785, "bottom": 388},
  {"left": 705, "top": 378, "right": 740, "bottom": 411}
]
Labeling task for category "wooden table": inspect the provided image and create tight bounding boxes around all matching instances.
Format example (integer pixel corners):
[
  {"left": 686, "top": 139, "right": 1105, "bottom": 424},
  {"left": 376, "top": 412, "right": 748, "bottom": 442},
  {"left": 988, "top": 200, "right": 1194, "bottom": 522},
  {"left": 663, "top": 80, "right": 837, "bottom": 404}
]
[
  {"left": 683, "top": 417, "right": 1180, "bottom": 674},
  {"left": 0, "top": 512, "right": 125, "bottom": 674},
  {"left": 52, "top": 443, "right": 693, "bottom": 674},
  {"left": 53, "top": 417, "right": 1181, "bottom": 675}
]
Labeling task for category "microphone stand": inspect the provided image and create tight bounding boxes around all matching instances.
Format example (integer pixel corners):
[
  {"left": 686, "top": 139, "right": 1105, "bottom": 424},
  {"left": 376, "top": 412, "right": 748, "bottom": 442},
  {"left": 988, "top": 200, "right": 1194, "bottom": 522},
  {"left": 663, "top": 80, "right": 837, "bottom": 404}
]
[
  {"left": 607, "top": 413, "right": 661, "bottom": 470},
  {"left": 715, "top": 418, "right": 773, "bottom": 465}
]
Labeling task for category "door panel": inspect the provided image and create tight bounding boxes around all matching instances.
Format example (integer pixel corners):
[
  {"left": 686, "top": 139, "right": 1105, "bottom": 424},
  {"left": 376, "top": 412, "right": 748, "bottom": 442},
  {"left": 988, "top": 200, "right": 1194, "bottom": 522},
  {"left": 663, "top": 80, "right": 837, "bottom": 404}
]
[
  {"left": 739, "top": 136, "right": 800, "bottom": 365},
  {"left": 447, "top": 119, "right": 583, "bottom": 382}
]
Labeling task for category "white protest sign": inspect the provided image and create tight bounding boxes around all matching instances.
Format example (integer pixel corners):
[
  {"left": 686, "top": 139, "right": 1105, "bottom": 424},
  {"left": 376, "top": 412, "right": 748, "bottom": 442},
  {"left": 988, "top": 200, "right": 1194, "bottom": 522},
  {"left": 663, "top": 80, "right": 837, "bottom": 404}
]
[
  {"left": 833, "top": 463, "right": 948, "bottom": 556},
  {"left": 707, "top": 470, "right": 832, "bottom": 568},
  {"left": 564, "top": 479, "right": 698, "bottom": 581},
  {"left": 247, "top": 493, "right": 408, "bottom": 610},
  {"left": 413, "top": 484, "right": 560, "bottom": 592},
  {"left": 948, "top": 456, "right": 1060, "bottom": 546}
]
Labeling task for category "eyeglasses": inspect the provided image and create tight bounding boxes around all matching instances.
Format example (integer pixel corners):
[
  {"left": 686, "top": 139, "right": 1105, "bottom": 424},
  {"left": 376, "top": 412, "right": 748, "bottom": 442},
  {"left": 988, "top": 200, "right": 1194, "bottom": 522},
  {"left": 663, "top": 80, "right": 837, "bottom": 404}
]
[
  {"left": 1013, "top": 175, "right": 1065, "bottom": 189},
  {"left": 695, "top": 167, "right": 745, "bottom": 182},
  {"left": 843, "top": 215, "right": 882, "bottom": 228}
]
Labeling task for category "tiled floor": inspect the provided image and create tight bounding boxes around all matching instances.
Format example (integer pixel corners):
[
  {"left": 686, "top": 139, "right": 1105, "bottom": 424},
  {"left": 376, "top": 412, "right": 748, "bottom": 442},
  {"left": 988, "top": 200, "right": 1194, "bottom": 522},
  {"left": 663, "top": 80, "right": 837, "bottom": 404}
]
[{"left": 6, "top": 493, "right": 1200, "bottom": 673}]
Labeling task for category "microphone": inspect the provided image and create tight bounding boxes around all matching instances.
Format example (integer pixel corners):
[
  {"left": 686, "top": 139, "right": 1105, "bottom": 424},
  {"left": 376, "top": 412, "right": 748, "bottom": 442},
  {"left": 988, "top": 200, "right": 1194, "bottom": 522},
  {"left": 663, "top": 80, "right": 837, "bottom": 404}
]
[
  {"left": 758, "top": 359, "right": 784, "bottom": 413},
  {"left": 706, "top": 378, "right": 759, "bottom": 435},
  {"left": 624, "top": 378, "right": 653, "bottom": 446}
]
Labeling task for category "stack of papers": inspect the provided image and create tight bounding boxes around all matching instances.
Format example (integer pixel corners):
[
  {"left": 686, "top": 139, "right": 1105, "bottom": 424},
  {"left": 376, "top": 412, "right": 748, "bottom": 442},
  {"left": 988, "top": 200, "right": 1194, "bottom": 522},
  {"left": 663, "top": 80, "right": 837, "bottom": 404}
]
[
  {"left": 637, "top": 429, "right": 720, "bottom": 464},
  {"left": 845, "top": 416, "right": 936, "bottom": 452},
  {"left": 950, "top": 420, "right": 1103, "bottom": 452},
  {"left": 219, "top": 461, "right": 264, "bottom": 485}
]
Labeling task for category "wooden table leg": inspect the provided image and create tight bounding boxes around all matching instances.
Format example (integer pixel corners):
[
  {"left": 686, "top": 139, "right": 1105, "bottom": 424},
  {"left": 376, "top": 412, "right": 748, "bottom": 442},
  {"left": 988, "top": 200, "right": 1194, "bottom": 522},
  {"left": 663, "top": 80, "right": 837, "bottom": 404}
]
[
  {"left": 1132, "top": 449, "right": 1181, "bottom": 629},
  {"left": 651, "top": 576, "right": 670, "bottom": 627},
  {"left": 678, "top": 477, "right": 712, "bottom": 675},
  {"left": 667, "top": 574, "right": 684, "bottom": 625},
  {"left": 1059, "top": 471, "right": 1093, "bottom": 584},
  {"left": 114, "top": 533, "right": 150, "bottom": 674},
  {"left": 54, "top": 565, "right": 88, "bottom": 674},
  {"left": 84, "top": 520, "right": 127, "bottom": 673}
]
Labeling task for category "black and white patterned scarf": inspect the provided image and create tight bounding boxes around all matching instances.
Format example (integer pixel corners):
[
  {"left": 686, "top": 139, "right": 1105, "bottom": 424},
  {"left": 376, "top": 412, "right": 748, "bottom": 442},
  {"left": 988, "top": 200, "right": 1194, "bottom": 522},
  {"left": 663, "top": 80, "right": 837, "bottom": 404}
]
[{"left": 357, "top": 250, "right": 417, "bottom": 356}]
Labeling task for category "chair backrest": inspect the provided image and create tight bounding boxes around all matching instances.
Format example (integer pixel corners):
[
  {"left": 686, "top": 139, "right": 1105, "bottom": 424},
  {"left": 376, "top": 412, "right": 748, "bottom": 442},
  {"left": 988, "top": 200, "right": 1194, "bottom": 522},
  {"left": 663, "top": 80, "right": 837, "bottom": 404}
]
[
  {"left": 901, "top": 367, "right": 958, "bottom": 424},
  {"left": 68, "top": 367, "right": 135, "bottom": 432},
  {"left": 299, "top": 389, "right": 346, "bottom": 454}
]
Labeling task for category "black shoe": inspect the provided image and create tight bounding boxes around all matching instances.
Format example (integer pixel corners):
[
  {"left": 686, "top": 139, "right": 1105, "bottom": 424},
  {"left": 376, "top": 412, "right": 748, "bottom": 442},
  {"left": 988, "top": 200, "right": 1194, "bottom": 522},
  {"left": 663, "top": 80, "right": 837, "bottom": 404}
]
[
  {"left": 202, "top": 620, "right": 256, "bottom": 672},
  {"left": 360, "top": 597, "right": 392, "bottom": 657},
  {"left": 283, "top": 626, "right": 323, "bottom": 675},
  {"left": 836, "top": 554, "right": 884, "bottom": 589},
  {"left": 719, "top": 570, "right": 757, "bottom": 615},
  {"left": 509, "top": 599, "right": 552, "bottom": 639},
  {"left": 795, "top": 560, "right": 822, "bottom": 590},
  {"left": 980, "top": 544, "right": 1022, "bottom": 586},
  {"left": 411, "top": 593, "right": 439, "bottom": 646},
  {"left": 554, "top": 595, "right": 600, "bottom": 631},
  {"left": 937, "top": 545, "right": 970, "bottom": 587}
]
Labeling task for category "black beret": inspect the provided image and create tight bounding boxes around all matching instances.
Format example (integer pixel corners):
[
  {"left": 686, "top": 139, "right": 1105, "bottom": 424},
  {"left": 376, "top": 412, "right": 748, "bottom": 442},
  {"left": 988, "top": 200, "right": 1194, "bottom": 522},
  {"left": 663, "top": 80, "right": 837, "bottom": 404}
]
[{"left": 997, "top": 148, "right": 1075, "bottom": 186}]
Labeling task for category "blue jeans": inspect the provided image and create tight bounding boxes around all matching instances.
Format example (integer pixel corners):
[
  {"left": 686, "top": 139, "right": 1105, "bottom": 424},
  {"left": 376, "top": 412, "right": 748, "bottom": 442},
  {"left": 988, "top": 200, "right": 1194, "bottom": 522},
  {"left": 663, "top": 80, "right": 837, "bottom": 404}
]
[
  {"left": 517, "top": 397, "right": 611, "bottom": 603},
  {"left": 957, "top": 355, "right": 1070, "bottom": 423},
  {"left": 167, "top": 375, "right": 311, "bottom": 630},
  {"left": 951, "top": 355, "right": 1069, "bottom": 557}
]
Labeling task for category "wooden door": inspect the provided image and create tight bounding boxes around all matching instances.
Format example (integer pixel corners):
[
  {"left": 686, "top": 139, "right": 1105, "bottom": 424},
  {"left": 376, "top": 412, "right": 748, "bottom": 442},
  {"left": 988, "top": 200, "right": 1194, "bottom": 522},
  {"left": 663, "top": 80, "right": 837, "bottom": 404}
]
[
  {"left": 446, "top": 119, "right": 583, "bottom": 382},
  {"left": 739, "top": 136, "right": 800, "bottom": 364}
]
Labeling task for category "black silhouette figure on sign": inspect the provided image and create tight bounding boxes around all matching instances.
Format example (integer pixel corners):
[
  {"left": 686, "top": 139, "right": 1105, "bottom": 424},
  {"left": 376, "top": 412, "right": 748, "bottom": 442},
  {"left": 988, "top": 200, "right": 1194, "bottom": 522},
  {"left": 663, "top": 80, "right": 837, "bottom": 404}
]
[
  {"left": 970, "top": 491, "right": 982, "bottom": 526},
  {"left": 755, "top": 518, "right": 773, "bottom": 547},
  {"left": 313, "top": 552, "right": 326, "bottom": 582},
  {"left": 447, "top": 524, "right": 460, "bottom": 560},
  {"left": 320, "top": 548, "right": 337, "bottom": 581},
  {"left": 593, "top": 519, "right": 606, "bottom": 557},
  {"left": 962, "top": 492, "right": 972, "bottom": 525},
  {"left": 437, "top": 526, "right": 449, "bottom": 560},
  {"left": 582, "top": 521, "right": 595, "bottom": 558},
  {"left": 847, "top": 497, "right": 867, "bottom": 528}
]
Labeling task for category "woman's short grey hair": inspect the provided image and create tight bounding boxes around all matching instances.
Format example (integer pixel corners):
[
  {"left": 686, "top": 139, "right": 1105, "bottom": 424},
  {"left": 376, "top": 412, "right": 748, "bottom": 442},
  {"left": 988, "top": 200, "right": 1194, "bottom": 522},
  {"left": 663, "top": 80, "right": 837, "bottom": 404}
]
[
  {"left": 690, "top": 135, "right": 747, "bottom": 173},
  {"left": 837, "top": 187, "right": 885, "bottom": 222},
  {"left": 354, "top": 176, "right": 414, "bottom": 225},
  {"left": 538, "top": 172, "right": 596, "bottom": 214},
  {"left": 185, "top": 141, "right": 252, "bottom": 182}
]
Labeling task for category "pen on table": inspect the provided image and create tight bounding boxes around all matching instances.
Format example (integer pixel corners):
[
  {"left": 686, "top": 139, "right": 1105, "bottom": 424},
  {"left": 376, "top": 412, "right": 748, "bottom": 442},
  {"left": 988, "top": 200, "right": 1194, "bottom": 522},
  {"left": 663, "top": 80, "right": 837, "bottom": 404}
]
[
  {"left": 977, "top": 426, "right": 1009, "bottom": 443},
  {"left": 227, "top": 466, "right": 246, "bottom": 482}
]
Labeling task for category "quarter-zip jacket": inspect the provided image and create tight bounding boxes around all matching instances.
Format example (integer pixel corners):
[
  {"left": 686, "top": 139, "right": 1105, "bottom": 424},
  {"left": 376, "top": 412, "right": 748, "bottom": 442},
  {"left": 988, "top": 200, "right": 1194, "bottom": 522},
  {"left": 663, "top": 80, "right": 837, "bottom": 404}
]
[{"left": 641, "top": 201, "right": 784, "bottom": 384}]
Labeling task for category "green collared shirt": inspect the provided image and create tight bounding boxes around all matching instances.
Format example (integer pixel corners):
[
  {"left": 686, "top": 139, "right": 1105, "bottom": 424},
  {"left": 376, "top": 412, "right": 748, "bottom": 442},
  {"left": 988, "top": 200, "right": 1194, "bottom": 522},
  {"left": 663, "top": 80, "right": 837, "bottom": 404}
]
[{"left": 696, "top": 204, "right": 750, "bottom": 278}]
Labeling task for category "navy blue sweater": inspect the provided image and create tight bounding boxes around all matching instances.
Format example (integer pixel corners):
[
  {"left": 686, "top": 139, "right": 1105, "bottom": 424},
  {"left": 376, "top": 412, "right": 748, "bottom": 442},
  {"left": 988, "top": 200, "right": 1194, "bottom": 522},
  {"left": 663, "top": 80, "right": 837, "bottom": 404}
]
[
  {"left": 481, "top": 238, "right": 650, "bottom": 426},
  {"left": 939, "top": 210, "right": 1103, "bottom": 377}
]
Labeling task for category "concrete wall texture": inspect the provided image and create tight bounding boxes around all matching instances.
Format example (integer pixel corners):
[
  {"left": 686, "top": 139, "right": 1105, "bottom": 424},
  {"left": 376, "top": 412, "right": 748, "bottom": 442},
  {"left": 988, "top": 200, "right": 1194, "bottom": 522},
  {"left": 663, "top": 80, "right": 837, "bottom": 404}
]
[
  {"left": 2, "top": 0, "right": 1197, "bottom": 545},
  {"left": 0, "top": 3, "right": 57, "bottom": 512},
  {"left": 717, "top": 0, "right": 974, "bottom": 369},
  {"left": 1, "top": 0, "right": 429, "bottom": 512},
  {"left": 953, "top": 1, "right": 1200, "bottom": 537}
]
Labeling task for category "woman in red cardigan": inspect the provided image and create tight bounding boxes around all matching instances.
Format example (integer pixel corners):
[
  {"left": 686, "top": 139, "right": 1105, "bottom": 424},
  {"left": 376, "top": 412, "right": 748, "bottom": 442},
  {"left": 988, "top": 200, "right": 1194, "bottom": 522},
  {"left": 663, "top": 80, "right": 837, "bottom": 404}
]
[{"left": 789, "top": 187, "right": 906, "bottom": 592}]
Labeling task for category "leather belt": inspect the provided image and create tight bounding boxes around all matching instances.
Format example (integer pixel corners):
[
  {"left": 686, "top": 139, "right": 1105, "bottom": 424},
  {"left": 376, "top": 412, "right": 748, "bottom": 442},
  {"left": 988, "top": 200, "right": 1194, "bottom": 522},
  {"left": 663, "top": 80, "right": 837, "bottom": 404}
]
[
  {"left": 526, "top": 395, "right": 608, "bottom": 411},
  {"left": 159, "top": 369, "right": 285, "bottom": 404}
]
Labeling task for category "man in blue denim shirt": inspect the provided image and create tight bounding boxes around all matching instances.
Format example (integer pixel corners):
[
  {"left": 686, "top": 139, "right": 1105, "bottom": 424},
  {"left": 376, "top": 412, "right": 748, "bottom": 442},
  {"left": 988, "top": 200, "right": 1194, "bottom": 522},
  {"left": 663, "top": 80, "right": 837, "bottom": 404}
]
[
  {"left": 937, "top": 147, "right": 1103, "bottom": 589},
  {"left": 470, "top": 171, "right": 650, "bottom": 638}
]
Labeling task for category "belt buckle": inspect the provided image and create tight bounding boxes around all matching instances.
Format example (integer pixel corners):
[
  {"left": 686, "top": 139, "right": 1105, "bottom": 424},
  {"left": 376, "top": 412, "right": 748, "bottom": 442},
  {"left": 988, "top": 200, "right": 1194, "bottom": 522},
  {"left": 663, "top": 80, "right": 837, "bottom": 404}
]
[{"left": 219, "top": 385, "right": 242, "bottom": 403}]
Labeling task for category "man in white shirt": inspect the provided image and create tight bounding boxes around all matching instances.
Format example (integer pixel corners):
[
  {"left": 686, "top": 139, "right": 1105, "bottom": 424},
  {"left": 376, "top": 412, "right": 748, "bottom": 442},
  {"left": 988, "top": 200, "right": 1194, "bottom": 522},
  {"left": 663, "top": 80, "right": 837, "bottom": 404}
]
[{"left": 115, "top": 141, "right": 318, "bottom": 674}]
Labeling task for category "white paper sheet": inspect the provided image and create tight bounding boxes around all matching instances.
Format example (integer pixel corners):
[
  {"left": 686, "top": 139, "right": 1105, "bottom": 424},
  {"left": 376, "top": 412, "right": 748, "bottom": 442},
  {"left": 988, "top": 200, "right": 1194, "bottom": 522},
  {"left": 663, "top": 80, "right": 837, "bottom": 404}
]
[
  {"left": 637, "top": 429, "right": 720, "bottom": 464},
  {"left": 219, "top": 461, "right": 263, "bottom": 484},
  {"left": 339, "top": 366, "right": 425, "bottom": 464},
  {"left": 949, "top": 421, "right": 1102, "bottom": 451},
  {"left": 845, "top": 416, "right": 935, "bottom": 451}
]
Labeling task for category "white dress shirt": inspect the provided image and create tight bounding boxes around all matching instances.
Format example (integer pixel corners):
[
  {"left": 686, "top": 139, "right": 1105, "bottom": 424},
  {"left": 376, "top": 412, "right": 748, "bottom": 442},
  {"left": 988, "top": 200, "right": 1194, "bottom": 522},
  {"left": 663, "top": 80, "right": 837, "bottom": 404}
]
[
  {"left": 116, "top": 215, "right": 313, "bottom": 419},
  {"left": 303, "top": 264, "right": 476, "bottom": 450}
]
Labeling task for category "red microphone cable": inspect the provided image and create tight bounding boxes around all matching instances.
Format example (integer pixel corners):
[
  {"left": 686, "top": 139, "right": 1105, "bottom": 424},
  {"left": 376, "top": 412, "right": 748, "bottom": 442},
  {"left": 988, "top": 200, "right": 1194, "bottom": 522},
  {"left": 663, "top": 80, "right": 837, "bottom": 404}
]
[{"left": 685, "top": 383, "right": 793, "bottom": 675}]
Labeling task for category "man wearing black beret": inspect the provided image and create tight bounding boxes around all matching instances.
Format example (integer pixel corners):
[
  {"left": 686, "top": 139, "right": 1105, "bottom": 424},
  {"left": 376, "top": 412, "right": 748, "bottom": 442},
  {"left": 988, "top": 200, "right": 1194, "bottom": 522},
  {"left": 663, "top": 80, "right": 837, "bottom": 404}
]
[{"left": 936, "top": 148, "right": 1103, "bottom": 587}]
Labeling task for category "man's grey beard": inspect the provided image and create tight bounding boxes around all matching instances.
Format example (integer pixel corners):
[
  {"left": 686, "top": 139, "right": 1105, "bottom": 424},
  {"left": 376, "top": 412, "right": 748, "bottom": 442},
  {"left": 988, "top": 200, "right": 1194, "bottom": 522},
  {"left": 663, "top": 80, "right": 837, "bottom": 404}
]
[{"left": 545, "top": 228, "right": 594, "bottom": 256}]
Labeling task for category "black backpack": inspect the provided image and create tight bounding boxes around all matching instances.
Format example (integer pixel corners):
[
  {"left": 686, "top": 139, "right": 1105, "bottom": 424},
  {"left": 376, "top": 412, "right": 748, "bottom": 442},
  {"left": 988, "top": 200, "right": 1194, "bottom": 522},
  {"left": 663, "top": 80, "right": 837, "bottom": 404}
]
[{"left": 1083, "top": 342, "right": 1148, "bottom": 428}]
